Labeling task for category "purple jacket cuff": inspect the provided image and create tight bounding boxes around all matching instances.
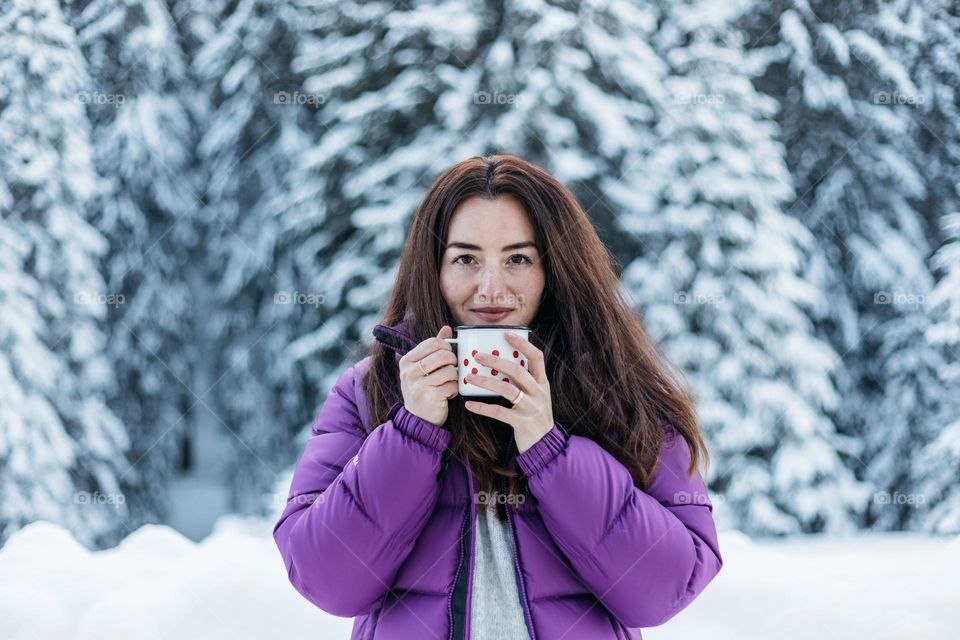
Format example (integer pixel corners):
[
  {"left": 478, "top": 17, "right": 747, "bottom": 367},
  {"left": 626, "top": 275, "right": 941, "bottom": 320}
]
[
  {"left": 387, "top": 401, "right": 451, "bottom": 451},
  {"left": 516, "top": 423, "right": 568, "bottom": 476}
]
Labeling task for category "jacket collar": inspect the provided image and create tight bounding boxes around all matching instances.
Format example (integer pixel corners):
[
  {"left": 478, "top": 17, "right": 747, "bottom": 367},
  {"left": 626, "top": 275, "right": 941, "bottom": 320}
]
[{"left": 372, "top": 316, "right": 420, "bottom": 356}]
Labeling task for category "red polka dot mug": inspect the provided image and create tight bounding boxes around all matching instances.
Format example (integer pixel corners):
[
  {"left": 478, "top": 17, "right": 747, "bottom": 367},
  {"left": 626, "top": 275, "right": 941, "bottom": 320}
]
[{"left": 443, "top": 324, "right": 531, "bottom": 397}]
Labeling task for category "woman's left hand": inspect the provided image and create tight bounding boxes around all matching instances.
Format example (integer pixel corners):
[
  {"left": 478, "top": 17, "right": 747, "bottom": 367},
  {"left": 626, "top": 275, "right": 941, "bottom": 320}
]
[{"left": 464, "top": 331, "right": 554, "bottom": 453}]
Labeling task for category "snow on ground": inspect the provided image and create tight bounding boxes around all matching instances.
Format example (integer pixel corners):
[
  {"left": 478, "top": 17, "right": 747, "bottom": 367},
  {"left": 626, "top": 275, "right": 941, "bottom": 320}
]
[
  {"left": 0, "top": 520, "right": 956, "bottom": 639},
  {"left": 648, "top": 530, "right": 959, "bottom": 640}
]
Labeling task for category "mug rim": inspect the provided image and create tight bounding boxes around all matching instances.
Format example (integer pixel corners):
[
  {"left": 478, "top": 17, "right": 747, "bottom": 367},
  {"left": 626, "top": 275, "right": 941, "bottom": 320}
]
[{"left": 453, "top": 324, "right": 530, "bottom": 331}]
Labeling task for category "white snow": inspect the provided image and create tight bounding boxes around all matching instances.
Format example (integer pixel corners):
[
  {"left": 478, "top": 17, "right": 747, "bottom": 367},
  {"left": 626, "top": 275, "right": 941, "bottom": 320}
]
[
  {"left": 0, "top": 521, "right": 955, "bottom": 639},
  {"left": 0, "top": 518, "right": 353, "bottom": 640}
]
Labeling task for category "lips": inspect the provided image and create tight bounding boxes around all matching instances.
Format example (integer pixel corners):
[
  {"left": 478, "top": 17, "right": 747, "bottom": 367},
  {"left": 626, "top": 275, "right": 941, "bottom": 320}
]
[{"left": 472, "top": 308, "right": 513, "bottom": 322}]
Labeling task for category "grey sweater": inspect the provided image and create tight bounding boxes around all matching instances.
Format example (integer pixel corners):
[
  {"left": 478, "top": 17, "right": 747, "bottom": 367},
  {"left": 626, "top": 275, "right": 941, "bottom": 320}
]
[{"left": 469, "top": 501, "right": 532, "bottom": 639}]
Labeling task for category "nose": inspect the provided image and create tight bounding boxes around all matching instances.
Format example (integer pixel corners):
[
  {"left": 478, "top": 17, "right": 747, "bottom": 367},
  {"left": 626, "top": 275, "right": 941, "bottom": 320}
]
[{"left": 476, "top": 263, "right": 507, "bottom": 304}]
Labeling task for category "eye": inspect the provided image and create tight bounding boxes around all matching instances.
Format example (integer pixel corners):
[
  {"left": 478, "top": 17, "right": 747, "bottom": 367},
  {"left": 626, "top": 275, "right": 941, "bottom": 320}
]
[{"left": 451, "top": 254, "right": 533, "bottom": 266}]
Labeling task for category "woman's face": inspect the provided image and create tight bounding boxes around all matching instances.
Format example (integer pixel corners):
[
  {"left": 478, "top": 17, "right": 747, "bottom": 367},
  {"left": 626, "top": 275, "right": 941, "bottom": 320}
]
[{"left": 440, "top": 194, "right": 546, "bottom": 327}]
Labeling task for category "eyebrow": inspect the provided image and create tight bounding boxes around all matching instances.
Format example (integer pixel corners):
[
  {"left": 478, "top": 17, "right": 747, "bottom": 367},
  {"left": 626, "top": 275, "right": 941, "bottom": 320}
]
[{"left": 445, "top": 241, "right": 538, "bottom": 252}]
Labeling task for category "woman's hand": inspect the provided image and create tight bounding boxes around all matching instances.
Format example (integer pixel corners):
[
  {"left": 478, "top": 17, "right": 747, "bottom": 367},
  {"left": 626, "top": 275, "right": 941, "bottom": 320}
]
[
  {"left": 398, "top": 325, "right": 459, "bottom": 427},
  {"left": 463, "top": 331, "right": 554, "bottom": 453}
]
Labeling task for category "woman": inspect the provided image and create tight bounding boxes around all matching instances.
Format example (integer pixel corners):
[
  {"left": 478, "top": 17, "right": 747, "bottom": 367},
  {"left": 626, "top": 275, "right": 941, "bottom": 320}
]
[{"left": 273, "top": 154, "right": 723, "bottom": 639}]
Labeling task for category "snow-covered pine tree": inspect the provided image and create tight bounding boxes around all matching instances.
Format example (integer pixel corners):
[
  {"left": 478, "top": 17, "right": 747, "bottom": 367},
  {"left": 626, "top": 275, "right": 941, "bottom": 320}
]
[
  {"left": 856, "top": 0, "right": 956, "bottom": 532},
  {"left": 175, "top": 0, "right": 314, "bottom": 511},
  {"left": 610, "top": 0, "right": 869, "bottom": 534},
  {"left": 917, "top": 212, "right": 960, "bottom": 533},
  {"left": 906, "top": 0, "right": 960, "bottom": 533},
  {"left": 0, "top": 0, "right": 131, "bottom": 547},
  {"left": 283, "top": 0, "right": 668, "bottom": 309},
  {"left": 905, "top": 0, "right": 960, "bottom": 240},
  {"left": 63, "top": 0, "right": 203, "bottom": 528},
  {"left": 740, "top": 0, "right": 938, "bottom": 530}
]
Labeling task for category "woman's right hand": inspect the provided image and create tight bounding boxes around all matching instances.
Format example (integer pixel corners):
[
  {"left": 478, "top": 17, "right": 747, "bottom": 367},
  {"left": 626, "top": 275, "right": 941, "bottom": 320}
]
[{"left": 398, "top": 325, "right": 459, "bottom": 427}]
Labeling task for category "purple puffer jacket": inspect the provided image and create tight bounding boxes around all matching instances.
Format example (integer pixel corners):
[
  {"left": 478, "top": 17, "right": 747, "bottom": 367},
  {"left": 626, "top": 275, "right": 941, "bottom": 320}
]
[{"left": 273, "top": 318, "right": 723, "bottom": 639}]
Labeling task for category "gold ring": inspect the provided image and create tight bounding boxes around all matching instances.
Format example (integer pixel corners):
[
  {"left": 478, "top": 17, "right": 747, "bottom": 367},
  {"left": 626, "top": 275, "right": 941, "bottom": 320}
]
[
  {"left": 511, "top": 388, "right": 525, "bottom": 407},
  {"left": 418, "top": 360, "right": 429, "bottom": 376}
]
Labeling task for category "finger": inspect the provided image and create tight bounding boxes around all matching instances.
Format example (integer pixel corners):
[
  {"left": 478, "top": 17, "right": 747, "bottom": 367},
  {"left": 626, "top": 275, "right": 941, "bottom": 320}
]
[
  {"left": 441, "top": 380, "right": 459, "bottom": 400},
  {"left": 464, "top": 399, "right": 511, "bottom": 422},
  {"left": 505, "top": 331, "right": 547, "bottom": 384},
  {"left": 473, "top": 351, "right": 537, "bottom": 391},
  {"left": 419, "top": 363, "right": 458, "bottom": 387},
  {"left": 465, "top": 373, "right": 522, "bottom": 402},
  {"left": 400, "top": 325, "right": 453, "bottom": 364},
  {"left": 401, "top": 338, "right": 447, "bottom": 365},
  {"left": 419, "top": 348, "right": 458, "bottom": 375}
]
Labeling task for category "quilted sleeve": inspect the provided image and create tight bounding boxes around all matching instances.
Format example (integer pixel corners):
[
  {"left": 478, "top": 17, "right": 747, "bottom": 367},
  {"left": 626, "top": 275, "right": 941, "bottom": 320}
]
[
  {"left": 273, "top": 361, "right": 451, "bottom": 617},
  {"left": 515, "top": 423, "right": 722, "bottom": 628}
]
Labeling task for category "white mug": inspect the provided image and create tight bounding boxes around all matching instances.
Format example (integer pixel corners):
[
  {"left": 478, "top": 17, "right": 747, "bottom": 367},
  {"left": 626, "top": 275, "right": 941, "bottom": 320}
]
[{"left": 443, "top": 325, "right": 531, "bottom": 397}]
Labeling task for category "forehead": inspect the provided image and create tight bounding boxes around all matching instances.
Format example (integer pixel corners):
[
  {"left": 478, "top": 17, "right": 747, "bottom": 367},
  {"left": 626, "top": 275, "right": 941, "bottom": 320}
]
[{"left": 445, "top": 195, "right": 535, "bottom": 246}]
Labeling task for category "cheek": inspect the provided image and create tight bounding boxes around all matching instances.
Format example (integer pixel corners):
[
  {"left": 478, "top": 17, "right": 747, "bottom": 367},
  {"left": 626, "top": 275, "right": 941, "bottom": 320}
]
[
  {"left": 521, "top": 268, "right": 546, "bottom": 303},
  {"left": 439, "top": 269, "right": 465, "bottom": 301}
]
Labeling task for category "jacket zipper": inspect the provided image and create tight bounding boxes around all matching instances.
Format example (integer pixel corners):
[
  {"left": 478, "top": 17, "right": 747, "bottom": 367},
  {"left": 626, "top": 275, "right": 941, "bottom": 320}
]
[
  {"left": 447, "top": 455, "right": 475, "bottom": 640},
  {"left": 448, "top": 503, "right": 471, "bottom": 640},
  {"left": 505, "top": 479, "right": 537, "bottom": 640},
  {"left": 462, "top": 456, "right": 477, "bottom": 639},
  {"left": 440, "top": 448, "right": 535, "bottom": 638}
]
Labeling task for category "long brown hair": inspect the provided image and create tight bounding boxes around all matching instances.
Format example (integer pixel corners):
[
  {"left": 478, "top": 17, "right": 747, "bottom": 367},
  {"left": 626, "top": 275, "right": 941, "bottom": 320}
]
[{"left": 363, "top": 154, "right": 707, "bottom": 520}]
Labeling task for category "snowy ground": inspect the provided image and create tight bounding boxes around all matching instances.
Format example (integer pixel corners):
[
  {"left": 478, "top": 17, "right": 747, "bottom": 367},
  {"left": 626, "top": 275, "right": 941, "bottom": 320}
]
[{"left": 0, "top": 519, "right": 956, "bottom": 639}]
